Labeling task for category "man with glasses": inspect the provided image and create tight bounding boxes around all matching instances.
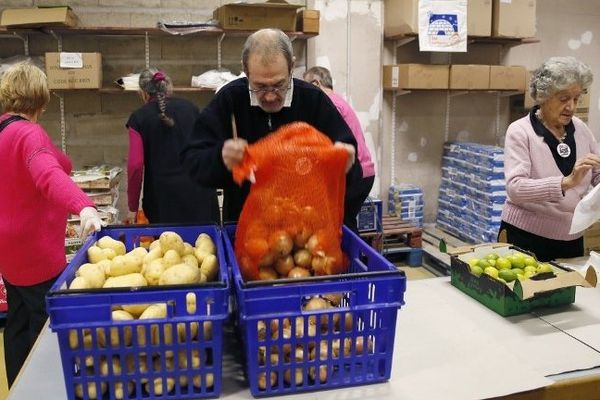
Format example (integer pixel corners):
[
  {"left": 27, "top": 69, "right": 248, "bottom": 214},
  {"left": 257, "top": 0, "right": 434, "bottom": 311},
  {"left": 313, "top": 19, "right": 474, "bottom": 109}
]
[{"left": 181, "top": 28, "right": 363, "bottom": 227}]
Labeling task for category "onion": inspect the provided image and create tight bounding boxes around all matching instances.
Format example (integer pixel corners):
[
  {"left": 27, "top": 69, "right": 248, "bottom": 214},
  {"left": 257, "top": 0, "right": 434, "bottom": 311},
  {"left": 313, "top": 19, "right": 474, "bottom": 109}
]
[
  {"left": 274, "top": 255, "right": 294, "bottom": 276},
  {"left": 293, "top": 249, "right": 312, "bottom": 268},
  {"left": 287, "top": 266, "right": 311, "bottom": 279},
  {"left": 269, "top": 230, "right": 293, "bottom": 257},
  {"left": 294, "top": 227, "right": 313, "bottom": 249},
  {"left": 258, "top": 266, "right": 278, "bottom": 281}
]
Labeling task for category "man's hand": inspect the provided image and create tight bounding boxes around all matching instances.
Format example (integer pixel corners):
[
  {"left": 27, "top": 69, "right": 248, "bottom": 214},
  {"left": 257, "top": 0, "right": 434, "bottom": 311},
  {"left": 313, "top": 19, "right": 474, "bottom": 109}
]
[
  {"left": 222, "top": 138, "right": 248, "bottom": 171},
  {"left": 334, "top": 141, "right": 356, "bottom": 173}
]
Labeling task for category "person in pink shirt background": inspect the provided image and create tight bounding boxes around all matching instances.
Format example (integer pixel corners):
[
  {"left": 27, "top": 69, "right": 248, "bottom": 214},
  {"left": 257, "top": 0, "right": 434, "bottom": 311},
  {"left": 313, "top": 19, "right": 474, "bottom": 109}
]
[
  {"left": 303, "top": 66, "right": 376, "bottom": 232},
  {"left": 0, "top": 63, "right": 103, "bottom": 386}
]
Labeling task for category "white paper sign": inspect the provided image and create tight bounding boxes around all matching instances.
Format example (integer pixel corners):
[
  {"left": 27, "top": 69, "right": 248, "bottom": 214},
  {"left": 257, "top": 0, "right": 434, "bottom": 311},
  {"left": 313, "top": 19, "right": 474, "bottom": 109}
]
[
  {"left": 59, "top": 52, "right": 83, "bottom": 69},
  {"left": 418, "top": 0, "right": 467, "bottom": 52},
  {"left": 569, "top": 183, "right": 600, "bottom": 234}
]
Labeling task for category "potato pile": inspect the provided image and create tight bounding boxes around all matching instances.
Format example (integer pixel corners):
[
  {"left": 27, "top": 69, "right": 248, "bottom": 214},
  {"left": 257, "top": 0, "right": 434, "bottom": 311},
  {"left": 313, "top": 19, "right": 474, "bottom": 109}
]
[
  {"left": 69, "top": 231, "right": 219, "bottom": 290},
  {"left": 254, "top": 294, "right": 373, "bottom": 390}
]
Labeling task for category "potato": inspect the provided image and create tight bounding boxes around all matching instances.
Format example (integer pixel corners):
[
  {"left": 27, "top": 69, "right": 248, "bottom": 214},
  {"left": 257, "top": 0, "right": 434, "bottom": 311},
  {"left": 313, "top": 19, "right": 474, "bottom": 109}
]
[
  {"left": 159, "top": 231, "right": 185, "bottom": 254},
  {"left": 193, "top": 373, "right": 215, "bottom": 389},
  {"left": 97, "top": 236, "right": 126, "bottom": 256},
  {"left": 143, "top": 258, "right": 166, "bottom": 286},
  {"left": 103, "top": 273, "right": 147, "bottom": 288},
  {"left": 194, "top": 248, "right": 210, "bottom": 264},
  {"left": 145, "top": 377, "right": 175, "bottom": 396},
  {"left": 149, "top": 239, "right": 161, "bottom": 251},
  {"left": 74, "top": 382, "right": 107, "bottom": 399},
  {"left": 96, "top": 259, "right": 112, "bottom": 277},
  {"left": 69, "top": 276, "right": 91, "bottom": 290},
  {"left": 182, "top": 242, "right": 194, "bottom": 256},
  {"left": 143, "top": 247, "right": 163, "bottom": 265},
  {"left": 181, "top": 254, "right": 199, "bottom": 269},
  {"left": 110, "top": 255, "right": 142, "bottom": 277},
  {"left": 105, "top": 310, "right": 135, "bottom": 347},
  {"left": 113, "top": 381, "right": 134, "bottom": 400},
  {"left": 129, "top": 246, "right": 148, "bottom": 259},
  {"left": 159, "top": 263, "right": 202, "bottom": 285},
  {"left": 87, "top": 245, "right": 107, "bottom": 264},
  {"left": 99, "top": 356, "right": 122, "bottom": 376},
  {"left": 137, "top": 303, "right": 172, "bottom": 346},
  {"left": 101, "top": 247, "right": 117, "bottom": 260},
  {"left": 120, "top": 304, "right": 148, "bottom": 318},
  {"left": 195, "top": 236, "right": 216, "bottom": 255},
  {"left": 76, "top": 263, "right": 105, "bottom": 288},
  {"left": 162, "top": 249, "right": 182, "bottom": 268},
  {"left": 200, "top": 254, "right": 219, "bottom": 281}
]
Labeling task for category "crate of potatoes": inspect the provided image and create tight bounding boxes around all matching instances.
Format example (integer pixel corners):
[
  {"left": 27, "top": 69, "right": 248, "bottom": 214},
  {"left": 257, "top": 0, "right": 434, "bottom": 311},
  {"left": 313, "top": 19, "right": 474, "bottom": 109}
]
[
  {"left": 47, "top": 224, "right": 229, "bottom": 400},
  {"left": 224, "top": 224, "right": 406, "bottom": 397}
]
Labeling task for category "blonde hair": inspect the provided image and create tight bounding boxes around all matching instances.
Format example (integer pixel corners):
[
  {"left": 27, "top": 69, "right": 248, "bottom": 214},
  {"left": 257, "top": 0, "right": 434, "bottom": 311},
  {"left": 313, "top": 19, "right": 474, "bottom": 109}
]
[{"left": 0, "top": 62, "right": 50, "bottom": 115}]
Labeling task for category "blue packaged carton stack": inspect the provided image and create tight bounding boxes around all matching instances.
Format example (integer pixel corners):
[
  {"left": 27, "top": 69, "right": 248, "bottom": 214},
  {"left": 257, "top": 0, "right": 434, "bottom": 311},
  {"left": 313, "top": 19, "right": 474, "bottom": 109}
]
[
  {"left": 388, "top": 184, "right": 424, "bottom": 227},
  {"left": 436, "top": 142, "right": 506, "bottom": 243}
]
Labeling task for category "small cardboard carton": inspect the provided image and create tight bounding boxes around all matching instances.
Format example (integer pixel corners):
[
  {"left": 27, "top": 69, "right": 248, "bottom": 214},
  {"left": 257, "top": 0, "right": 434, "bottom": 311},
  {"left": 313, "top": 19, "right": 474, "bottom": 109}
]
[
  {"left": 213, "top": 0, "right": 302, "bottom": 31},
  {"left": 0, "top": 6, "right": 78, "bottom": 28},
  {"left": 296, "top": 9, "right": 319, "bottom": 34},
  {"left": 449, "top": 243, "right": 597, "bottom": 316},
  {"left": 449, "top": 64, "right": 490, "bottom": 90},
  {"left": 45, "top": 52, "right": 102, "bottom": 90},
  {"left": 489, "top": 65, "right": 527, "bottom": 91},
  {"left": 468, "top": 0, "right": 492, "bottom": 37},
  {"left": 492, "top": 0, "right": 536, "bottom": 38},
  {"left": 383, "top": 64, "right": 449, "bottom": 90}
]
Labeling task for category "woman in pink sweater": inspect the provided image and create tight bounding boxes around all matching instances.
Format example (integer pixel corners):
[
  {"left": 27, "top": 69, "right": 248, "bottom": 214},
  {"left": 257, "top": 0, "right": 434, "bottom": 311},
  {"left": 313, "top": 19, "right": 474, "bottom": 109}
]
[
  {"left": 500, "top": 56, "right": 600, "bottom": 261},
  {"left": 0, "top": 63, "right": 103, "bottom": 386},
  {"left": 303, "top": 66, "right": 376, "bottom": 232}
]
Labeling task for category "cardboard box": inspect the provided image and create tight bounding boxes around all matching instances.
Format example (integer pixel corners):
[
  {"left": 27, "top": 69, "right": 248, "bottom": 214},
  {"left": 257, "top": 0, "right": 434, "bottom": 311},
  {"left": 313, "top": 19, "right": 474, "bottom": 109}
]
[
  {"left": 489, "top": 65, "right": 527, "bottom": 90},
  {"left": 449, "top": 64, "right": 490, "bottom": 89},
  {"left": 383, "top": 64, "right": 449, "bottom": 90},
  {"left": 71, "top": 166, "right": 122, "bottom": 190},
  {"left": 0, "top": 6, "right": 78, "bottom": 28},
  {"left": 213, "top": 0, "right": 302, "bottom": 31},
  {"left": 468, "top": 0, "right": 492, "bottom": 37},
  {"left": 492, "top": 0, "right": 536, "bottom": 38},
  {"left": 45, "top": 52, "right": 102, "bottom": 90},
  {"left": 385, "top": 0, "right": 489, "bottom": 37},
  {"left": 449, "top": 243, "right": 597, "bottom": 316},
  {"left": 296, "top": 9, "right": 319, "bottom": 33}
]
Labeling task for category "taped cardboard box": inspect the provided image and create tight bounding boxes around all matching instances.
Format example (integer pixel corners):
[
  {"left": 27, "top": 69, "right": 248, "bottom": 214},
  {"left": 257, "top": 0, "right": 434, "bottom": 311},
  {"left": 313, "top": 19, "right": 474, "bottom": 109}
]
[
  {"left": 0, "top": 6, "right": 78, "bottom": 28},
  {"left": 489, "top": 65, "right": 527, "bottom": 91},
  {"left": 449, "top": 243, "right": 597, "bottom": 316},
  {"left": 384, "top": 0, "right": 490, "bottom": 37},
  {"left": 45, "top": 52, "right": 102, "bottom": 90},
  {"left": 296, "top": 9, "right": 319, "bottom": 34},
  {"left": 213, "top": 0, "right": 301, "bottom": 31},
  {"left": 383, "top": 64, "right": 449, "bottom": 90},
  {"left": 492, "top": 0, "right": 536, "bottom": 38},
  {"left": 449, "top": 64, "right": 490, "bottom": 89}
]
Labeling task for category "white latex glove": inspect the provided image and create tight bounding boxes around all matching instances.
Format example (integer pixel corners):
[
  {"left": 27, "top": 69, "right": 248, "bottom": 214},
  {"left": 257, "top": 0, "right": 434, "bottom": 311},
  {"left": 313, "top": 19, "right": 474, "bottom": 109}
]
[
  {"left": 334, "top": 141, "right": 356, "bottom": 173},
  {"left": 79, "top": 206, "right": 104, "bottom": 239}
]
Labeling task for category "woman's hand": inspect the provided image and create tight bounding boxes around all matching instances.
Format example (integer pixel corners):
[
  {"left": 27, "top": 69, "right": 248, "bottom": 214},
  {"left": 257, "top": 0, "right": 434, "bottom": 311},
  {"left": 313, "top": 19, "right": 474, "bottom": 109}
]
[
  {"left": 561, "top": 153, "right": 600, "bottom": 192},
  {"left": 79, "top": 207, "right": 105, "bottom": 238},
  {"left": 222, "top": 138, "right": 248, "bottom": 171}
]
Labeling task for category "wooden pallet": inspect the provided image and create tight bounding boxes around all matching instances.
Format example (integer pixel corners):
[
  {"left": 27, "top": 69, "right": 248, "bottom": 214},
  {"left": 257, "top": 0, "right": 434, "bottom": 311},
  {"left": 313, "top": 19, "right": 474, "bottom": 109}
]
[{"left": 361, "top": 216, "right": 422, "bottom": 248}]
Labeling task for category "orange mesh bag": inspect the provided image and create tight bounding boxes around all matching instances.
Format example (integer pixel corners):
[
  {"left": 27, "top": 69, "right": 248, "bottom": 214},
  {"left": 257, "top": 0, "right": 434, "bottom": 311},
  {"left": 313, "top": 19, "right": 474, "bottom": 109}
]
[{"left": 233, "top": 121, "right": 349, "bottom": 281}]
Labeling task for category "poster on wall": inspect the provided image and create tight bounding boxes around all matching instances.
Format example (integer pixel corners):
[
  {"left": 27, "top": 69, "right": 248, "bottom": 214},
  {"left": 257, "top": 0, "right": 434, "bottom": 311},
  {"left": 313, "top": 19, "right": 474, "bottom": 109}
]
[{"left": 418, "top": 0, "right": 467, "bottom": 52}]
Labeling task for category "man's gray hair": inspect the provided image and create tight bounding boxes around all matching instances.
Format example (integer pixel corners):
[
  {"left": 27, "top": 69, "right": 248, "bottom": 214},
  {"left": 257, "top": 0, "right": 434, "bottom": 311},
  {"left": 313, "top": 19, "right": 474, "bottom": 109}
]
[
  {"left": 530, "top": 56, "right": 593, "bottom": 104},
  {"left": 241, "top": 29, "right": 294, "bottom": 75}
]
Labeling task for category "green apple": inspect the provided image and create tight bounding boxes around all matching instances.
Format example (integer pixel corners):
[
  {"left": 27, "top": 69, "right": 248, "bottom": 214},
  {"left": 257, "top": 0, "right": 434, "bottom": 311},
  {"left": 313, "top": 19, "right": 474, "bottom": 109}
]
[
  {"left": 524, "top": 265, "right": 537, "bottom": 274},
  {"left": 469, "top": 265, "right": 483, "bottom": 277},
  {"left": 523, "top": 256, "right": 538, "bottom": 268},
  {"left": 483, "top": 266, "right": 499, "bottom": 278},
  {"left": 495, "top": 257, "right": 511, "bottom": 270},
  {"left": 498, "top": 269, "right": 517, "bottom": 282},
  {"left": 477, "top": 259, "right": 491, "bottom": 269},
  {"left": 485, "top": 253, "right": 499, "bottom": 260},
  {"left": 537, "top": 263, "right": 553, "bottom": 274},
  {"left": 468, "top": 258, "right": 479, "bottom": 268},
  {"left": 511, "top": 268, "right": 524, "bottom": 276},
  {"left": 509, "top": 254, "right": 525, "bottom": 269}
]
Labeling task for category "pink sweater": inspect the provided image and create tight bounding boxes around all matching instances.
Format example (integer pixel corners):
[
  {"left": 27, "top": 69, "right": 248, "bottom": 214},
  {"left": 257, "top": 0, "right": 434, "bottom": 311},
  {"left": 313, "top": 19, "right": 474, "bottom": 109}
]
[
  {"left": 502, "top": 115, "right": 600, "bottom": 241},
  {"left": 328, "top": 92, "right": 375, "bottom": 178},
  {"left": 0, "top": 114, "right": 94, "bottom": 286}
]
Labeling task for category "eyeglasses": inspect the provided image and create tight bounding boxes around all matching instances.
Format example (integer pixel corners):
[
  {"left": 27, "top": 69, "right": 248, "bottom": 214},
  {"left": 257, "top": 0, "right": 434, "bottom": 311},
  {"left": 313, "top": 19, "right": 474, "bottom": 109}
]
[{"left": 248, "top": 79, "right": 291, "bottom": 95}]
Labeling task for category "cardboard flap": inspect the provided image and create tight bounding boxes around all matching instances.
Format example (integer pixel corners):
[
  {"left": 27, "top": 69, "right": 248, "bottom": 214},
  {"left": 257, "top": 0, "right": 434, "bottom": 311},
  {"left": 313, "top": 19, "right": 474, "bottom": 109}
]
[
  {"left": 447, "top": 243, "right": 510, "bottom": 257},
  {"left": 513, "top": 266, "right": 597, "bottom": 300},
  {"left": 246, "top": 0, "right": 302, "bottom": 9}
]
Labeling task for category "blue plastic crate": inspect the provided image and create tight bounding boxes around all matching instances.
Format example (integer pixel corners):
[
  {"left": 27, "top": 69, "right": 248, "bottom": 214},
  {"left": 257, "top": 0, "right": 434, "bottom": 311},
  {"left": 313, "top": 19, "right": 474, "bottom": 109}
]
[
  {"left": 46, "top": 224, "right": 230, "bottom": 400},
  {"left": 223, "top": 225, "right": 406, "bottom": 397}
]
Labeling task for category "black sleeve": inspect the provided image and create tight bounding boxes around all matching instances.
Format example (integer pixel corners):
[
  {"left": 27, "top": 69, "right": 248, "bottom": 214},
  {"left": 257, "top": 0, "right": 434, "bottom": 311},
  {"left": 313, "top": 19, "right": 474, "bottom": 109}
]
[{"left": 180, "top": 89, "right": 236, "bottom": 189}]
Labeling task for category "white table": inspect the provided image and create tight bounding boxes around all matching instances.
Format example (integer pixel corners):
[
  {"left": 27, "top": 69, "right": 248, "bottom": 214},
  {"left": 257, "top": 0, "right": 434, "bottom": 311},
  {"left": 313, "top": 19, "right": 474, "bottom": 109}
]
[{"left": 8, "top": 277, "right": 600, "bottom": 400}]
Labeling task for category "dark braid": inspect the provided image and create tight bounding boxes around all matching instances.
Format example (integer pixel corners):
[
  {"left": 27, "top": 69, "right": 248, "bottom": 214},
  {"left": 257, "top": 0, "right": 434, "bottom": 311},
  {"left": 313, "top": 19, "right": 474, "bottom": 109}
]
[{"left": 139, "top": 68, "right": 175, "bottom": 127}]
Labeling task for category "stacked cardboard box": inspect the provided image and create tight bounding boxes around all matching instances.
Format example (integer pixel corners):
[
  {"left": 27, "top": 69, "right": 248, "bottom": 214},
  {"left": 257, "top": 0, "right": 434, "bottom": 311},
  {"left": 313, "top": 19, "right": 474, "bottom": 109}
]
[{"left": 437, "top": 142, "right": 505, "bottom": 243}]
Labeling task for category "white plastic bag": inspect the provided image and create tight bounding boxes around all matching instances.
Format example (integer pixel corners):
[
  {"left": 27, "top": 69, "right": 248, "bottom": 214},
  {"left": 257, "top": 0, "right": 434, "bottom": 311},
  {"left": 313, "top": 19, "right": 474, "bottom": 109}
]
[
  {"left": 569, "top": 183, "right": 600, "bottom": 234},
  {"left": 418, "top": 0, "right": 467, "bottom": 52}
]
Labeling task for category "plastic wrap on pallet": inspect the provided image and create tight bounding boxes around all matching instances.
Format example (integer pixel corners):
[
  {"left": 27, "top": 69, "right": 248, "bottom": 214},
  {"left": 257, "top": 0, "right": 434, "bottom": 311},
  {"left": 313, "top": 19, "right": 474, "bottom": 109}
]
[{"left": 437, "top": 142, "right": 506, "bottom": 244}]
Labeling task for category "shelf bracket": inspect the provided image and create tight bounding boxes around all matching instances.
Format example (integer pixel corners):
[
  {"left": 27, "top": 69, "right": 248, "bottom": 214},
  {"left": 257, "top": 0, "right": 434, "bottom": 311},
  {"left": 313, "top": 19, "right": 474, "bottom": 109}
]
[
  {"left": 11, "top": 32, "right": 29, "bottom": 56},
  {"left": 217, "top": 33, "right": 225, "bottom": 70},
  {"left": 393, "top": 89, "right": 412, "bottom": 97},
  {"left": 53, "top": 92, "right": 67, "bottom": 153},
  {"left": 48, "top": 29, "right": 63, "bottom": 52},
  {"left": 391, "top": 93, "right": 397, "bottom": 185},
  {"left": 145, "top": 31, "right": 150, "bottom": 69}
]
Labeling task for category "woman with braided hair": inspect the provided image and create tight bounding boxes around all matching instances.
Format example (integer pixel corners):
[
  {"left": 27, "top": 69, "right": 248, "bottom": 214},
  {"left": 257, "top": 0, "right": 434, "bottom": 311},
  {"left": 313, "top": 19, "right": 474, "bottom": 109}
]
[{"left": 126, "top": 68, "right": 220, "bottom": 224}]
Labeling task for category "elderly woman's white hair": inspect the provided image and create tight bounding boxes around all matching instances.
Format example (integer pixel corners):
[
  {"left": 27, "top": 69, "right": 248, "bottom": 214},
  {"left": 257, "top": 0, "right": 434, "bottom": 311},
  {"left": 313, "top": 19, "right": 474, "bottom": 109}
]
[{"left": 530, "top": 56, "right": 593, "bottom": 104}]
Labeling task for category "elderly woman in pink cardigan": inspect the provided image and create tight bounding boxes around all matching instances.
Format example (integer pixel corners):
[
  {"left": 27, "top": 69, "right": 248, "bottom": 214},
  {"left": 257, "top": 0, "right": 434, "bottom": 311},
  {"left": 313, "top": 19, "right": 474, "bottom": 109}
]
[{"left": 500, "top": 56, "right": 600, "bottom": 261}]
